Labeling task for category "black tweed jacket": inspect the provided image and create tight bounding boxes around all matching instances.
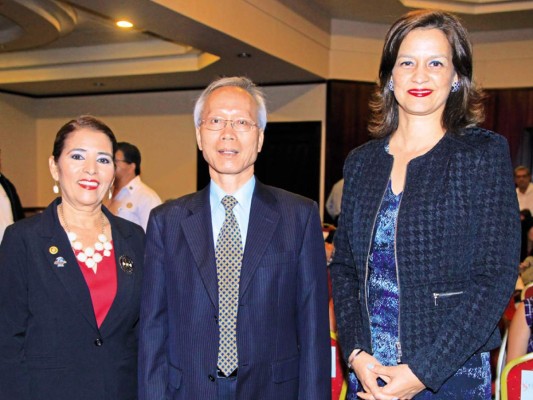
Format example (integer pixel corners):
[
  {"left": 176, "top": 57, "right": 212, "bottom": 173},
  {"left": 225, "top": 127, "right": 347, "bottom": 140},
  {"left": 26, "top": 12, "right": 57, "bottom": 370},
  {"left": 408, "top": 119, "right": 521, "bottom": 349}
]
[{"left": 330, "top": 127, "right": 520, "bottom": 391}]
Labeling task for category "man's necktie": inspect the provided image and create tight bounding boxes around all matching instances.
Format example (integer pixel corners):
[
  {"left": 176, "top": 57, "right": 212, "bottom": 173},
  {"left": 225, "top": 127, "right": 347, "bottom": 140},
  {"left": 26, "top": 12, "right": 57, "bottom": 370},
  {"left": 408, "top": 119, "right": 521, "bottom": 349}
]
[{"left": 216, "top": 195, "right": 243, "bottom": 376}]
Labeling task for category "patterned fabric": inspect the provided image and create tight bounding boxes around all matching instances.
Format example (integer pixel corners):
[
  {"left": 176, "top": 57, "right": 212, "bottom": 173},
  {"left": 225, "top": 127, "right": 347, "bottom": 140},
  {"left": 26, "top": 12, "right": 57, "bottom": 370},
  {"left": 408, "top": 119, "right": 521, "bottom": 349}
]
[
  {"left": 216, "top": 195, "right": 243, "bottom": 376},
  {"left": 525, "top": 298, "right": 533, "bottom": 353},
  {"left": 367, "top": 181, "right": 401, "bottom": 367},
  {"left": 331, "top": 128, "right": 520, "bottom": 391},
  {"left": 347, "top": 181, "right": 491, "bottom": 399}
]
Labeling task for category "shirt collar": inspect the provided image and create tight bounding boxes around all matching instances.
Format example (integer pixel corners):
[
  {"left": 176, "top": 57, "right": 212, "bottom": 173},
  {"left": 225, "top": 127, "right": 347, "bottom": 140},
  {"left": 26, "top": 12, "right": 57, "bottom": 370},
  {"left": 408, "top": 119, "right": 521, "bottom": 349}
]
[{"left": 210, "top": 176, "right": 255, "bottom": 211}]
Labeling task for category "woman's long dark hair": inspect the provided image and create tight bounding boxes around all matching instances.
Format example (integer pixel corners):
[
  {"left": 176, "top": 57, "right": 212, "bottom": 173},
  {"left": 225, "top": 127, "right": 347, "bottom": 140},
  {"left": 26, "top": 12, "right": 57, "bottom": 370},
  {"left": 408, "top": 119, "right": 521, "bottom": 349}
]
[{"left": 369, "top": 10, "right": 485, "bottom": 138}]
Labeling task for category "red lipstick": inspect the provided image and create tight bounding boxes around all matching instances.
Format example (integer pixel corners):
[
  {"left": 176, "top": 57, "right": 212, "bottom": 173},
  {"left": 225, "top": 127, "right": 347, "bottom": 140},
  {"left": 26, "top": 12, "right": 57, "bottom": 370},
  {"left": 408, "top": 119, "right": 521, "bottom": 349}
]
[
  {"left": 78, "top": 179, "right": 99, "bottom": 190},
  {"left": 408, "top": 89, "right": 432, "bottom": 97}
]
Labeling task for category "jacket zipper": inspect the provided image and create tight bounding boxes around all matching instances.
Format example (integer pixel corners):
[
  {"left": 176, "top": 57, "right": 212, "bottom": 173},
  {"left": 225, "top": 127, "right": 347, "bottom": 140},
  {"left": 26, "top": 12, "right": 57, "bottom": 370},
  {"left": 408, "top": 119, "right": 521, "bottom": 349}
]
[
  {"left": 393, "top": 190, "right": 404, "bottom": 364},
  {"left": 433, "top": 291, "right": 464, "bottom": 306},
  {"left": 364, "top": 170, "right": 391, "bottom": 353}
]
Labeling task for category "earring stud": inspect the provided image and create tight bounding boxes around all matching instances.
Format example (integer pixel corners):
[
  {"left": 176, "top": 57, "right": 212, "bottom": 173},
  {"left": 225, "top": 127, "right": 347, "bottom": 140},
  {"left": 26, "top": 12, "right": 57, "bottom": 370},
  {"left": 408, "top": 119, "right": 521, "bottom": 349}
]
[{"left": 451, "top": 81, "right": 460, "bottom": 93}]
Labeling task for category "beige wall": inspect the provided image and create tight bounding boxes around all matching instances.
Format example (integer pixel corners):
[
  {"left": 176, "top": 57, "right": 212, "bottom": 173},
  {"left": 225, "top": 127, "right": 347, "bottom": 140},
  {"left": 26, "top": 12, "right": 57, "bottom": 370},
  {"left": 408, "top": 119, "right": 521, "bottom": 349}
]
[
  {"left": 2, "top": 84, "right": 326, "bottom": 215},
  {"left": 0, "top": 93, "right": 37, "bottom": 207}
]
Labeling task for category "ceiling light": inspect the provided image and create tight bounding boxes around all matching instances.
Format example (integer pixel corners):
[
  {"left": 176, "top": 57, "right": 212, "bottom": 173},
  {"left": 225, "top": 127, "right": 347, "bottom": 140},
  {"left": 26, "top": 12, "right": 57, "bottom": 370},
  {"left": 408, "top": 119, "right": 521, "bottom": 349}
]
[
  {"left": 237, "top": 52, "right": 251, "bottom": 58},
  {"left": 116, "top": 20, "right": 133, "bottom": 29}
]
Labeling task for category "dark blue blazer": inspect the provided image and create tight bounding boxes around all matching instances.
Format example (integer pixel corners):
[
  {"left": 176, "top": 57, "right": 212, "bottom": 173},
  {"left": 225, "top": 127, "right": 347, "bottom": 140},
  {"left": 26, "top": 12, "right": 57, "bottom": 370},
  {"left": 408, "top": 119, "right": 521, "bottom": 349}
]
[
  {"left": 0, "top": 198, "right": 144, "bottom": 400},
  {"left": 331, "top": 128, "right": 520, "bottom": 391},
  {"left": 139, "top": 181, "right": 331, "bottom": 399}
]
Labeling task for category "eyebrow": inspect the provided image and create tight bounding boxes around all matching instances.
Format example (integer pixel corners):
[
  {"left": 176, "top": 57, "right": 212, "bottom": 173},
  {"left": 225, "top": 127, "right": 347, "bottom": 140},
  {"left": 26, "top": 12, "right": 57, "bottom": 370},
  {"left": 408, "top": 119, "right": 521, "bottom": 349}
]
[{"left": 67, "top": 148, "right": 113, "bottom": 157}]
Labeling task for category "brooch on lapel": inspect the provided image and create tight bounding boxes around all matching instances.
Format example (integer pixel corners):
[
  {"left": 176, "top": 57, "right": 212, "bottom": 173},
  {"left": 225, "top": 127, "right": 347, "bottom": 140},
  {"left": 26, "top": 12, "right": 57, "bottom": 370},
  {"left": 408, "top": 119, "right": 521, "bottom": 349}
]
[
  {"left": 54, "top": 256, "right": 67, "bottom": 268},
  {"left": 119, "top": 255, "right": 134, "bottom": 275}
]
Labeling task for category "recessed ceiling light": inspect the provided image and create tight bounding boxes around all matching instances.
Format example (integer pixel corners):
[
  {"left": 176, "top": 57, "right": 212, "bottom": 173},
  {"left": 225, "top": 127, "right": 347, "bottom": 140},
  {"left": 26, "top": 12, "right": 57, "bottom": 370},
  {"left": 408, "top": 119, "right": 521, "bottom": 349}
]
[
  {"left": 116, "top": 20, "right": 133, "bottom": 29},
  {"left": 237, "top": 52, "right": 251, "bottom": 58},
  {"left": 93, "top": 82, "right": 105, "bottom": 87}
]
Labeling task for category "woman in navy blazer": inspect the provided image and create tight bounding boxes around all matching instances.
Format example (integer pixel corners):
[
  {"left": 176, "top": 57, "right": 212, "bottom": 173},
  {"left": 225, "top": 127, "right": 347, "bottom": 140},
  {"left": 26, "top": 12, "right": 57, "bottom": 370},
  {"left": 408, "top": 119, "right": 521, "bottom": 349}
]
[{"left": 0, "top": 116, "right": 144, "bottom": 400}]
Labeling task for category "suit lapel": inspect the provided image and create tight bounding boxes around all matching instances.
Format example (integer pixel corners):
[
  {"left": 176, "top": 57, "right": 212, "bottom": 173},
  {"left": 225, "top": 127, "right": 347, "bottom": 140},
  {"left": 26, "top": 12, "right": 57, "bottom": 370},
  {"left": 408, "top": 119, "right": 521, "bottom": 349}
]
[
  {"left": 182, "top": 187, "right": 219, "bottom": 310},
  {"left": 99, "top": 207, "right": 137, "bottom": 335},
  {"left": 42, "top": 200, "right": 98, "bottom": 330},
  {"left": 239, "top": 182, "right": 279, "bottom": 298}
]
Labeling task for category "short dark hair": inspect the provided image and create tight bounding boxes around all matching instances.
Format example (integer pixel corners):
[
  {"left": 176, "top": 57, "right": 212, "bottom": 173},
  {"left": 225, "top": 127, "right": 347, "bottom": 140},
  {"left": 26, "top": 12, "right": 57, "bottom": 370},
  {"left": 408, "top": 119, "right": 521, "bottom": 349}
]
[
  {"left": 515, "top": 166, "right": 532, "bottom": 176},
  {"left": 117, "top": 142, "right": 141, "bottom": 176},
  {"left": 53, "top": 115, "right": 117, "bottom": 161},
  {"left": 369, "top": 10, "right": 485, "bottom": 138}
]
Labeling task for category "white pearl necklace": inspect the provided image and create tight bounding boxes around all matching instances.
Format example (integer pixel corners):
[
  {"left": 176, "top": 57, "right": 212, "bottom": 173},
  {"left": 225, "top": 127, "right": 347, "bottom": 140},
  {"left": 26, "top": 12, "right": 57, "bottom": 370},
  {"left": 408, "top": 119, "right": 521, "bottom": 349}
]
[{"left": 59, "top": 204, "right": 113, "bottom": 274}]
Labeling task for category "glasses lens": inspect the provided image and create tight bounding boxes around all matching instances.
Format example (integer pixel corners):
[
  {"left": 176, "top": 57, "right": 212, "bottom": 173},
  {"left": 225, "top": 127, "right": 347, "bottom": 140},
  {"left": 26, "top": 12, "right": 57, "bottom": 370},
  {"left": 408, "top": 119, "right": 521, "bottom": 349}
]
[
  {"left": 232, "top": 119, "right": 254, "bottom": 132},
  {"left": 204, "top": 118, "right": 225, "bottom": 131}
]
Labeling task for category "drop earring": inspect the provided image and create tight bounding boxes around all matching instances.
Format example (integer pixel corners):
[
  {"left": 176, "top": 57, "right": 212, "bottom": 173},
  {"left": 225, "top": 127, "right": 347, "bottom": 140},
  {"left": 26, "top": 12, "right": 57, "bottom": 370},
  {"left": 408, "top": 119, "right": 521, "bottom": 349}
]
[
  {"left": 451, "top": 81, "right": 460, "bottom": 93},
  {"left": 53, "top": 181, "right": 59, "bottom": 194},
  {"left": 108, "top": 188, "right": 113, "bottom": 200},
  {"left": 388, "top": 79, "right": 394, "bottom": 92}
]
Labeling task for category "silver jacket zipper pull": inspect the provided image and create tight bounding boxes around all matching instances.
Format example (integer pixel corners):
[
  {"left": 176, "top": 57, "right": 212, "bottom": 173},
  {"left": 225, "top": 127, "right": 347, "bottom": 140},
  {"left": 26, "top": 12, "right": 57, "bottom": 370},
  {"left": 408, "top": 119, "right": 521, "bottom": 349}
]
[{"left": 396, "top": 341, "right": 402, "bottom": 364}]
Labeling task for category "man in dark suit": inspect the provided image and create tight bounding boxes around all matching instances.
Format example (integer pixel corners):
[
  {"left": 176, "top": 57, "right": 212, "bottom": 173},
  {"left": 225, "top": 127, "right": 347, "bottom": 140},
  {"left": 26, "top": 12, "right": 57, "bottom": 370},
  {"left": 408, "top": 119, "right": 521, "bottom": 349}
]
[
  {"left": 139, "top": 77, "right": 330, "bottom": 399},
  {"left": 0, "top": 149, "right": 24, "bottom": 243}
]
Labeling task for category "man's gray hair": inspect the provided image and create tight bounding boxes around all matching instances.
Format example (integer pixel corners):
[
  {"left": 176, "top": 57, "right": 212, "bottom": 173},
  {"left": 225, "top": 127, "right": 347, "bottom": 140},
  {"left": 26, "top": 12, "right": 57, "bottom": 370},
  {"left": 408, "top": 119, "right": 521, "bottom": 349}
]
[{"left": 193, "top": 76, "right": 267, "bottom": 131}]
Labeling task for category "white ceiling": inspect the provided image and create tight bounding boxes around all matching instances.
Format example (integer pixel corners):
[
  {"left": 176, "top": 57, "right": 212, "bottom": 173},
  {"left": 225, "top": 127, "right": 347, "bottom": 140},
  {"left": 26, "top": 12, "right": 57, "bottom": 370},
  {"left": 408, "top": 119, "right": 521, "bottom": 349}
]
[{"left": 0, "top": 0, "right": 532, "bottom": 97}]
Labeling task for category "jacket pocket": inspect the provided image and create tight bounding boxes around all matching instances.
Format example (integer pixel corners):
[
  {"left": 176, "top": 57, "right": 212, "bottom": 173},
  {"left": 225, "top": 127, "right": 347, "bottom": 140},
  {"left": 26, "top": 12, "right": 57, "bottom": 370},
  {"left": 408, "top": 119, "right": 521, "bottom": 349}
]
[
  {"left": 432, "top": 291, "right": 464, "bottom": 307},
  {"left": 271, "top": 355, "right": 299, "bottom": 383},
  {"left": 168, "top": 364, "right": 182, "bottom": 389}
]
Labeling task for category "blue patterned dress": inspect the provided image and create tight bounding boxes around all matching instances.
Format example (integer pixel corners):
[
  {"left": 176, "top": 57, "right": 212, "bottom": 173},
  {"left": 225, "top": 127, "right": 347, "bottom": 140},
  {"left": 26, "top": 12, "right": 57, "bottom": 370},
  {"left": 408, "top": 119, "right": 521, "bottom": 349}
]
[{"left": 347, "top": 180, "right": 491, "bottom": 399}]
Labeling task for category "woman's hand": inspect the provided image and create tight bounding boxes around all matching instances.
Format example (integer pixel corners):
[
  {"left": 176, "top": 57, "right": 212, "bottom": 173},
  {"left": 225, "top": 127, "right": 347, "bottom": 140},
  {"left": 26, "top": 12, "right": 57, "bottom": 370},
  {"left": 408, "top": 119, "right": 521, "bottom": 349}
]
[
  {"left": 350, "top": 351, "right": 389, "bottom": 398},
  {"left": 357, "top": 363, "right": 426, "bottom": 400}
]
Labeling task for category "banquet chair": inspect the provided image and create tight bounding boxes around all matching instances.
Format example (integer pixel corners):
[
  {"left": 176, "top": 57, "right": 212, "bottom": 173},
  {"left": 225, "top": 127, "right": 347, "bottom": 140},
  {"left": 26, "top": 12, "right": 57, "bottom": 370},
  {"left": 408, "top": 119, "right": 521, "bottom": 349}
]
[
  {"left": 501, "top": 352, "right": 533, "bottom": 400},
  {"left": 495, "top": 329, "right": 509, "bottom": 400}
]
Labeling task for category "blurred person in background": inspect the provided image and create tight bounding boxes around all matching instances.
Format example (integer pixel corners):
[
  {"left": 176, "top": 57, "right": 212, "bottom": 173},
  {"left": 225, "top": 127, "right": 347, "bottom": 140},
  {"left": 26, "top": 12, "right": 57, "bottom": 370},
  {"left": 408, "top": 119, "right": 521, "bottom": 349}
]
[
  {"left": 108, "top": 142, "right": 161, "bottom": 231},
  {"left": 0, "top": 148, "right": 24, "bottom": 243}
]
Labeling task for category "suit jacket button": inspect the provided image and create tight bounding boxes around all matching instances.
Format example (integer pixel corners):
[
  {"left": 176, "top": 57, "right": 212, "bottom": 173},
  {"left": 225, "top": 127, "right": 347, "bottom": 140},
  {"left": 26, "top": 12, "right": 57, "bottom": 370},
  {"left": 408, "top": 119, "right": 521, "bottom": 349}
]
[
  {"left": 94, "top": 338, "right": 103, "bottom": 346},
  {"left": 208, "top": 374, "right": 215, "bottom": 382}
]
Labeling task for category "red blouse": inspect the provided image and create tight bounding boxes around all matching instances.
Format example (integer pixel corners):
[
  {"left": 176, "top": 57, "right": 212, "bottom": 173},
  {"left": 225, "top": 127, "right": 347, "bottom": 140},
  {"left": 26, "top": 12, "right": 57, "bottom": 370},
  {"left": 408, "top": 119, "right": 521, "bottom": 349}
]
[{"left": 75, "top": 244, "right": 117, "bottom": 328}]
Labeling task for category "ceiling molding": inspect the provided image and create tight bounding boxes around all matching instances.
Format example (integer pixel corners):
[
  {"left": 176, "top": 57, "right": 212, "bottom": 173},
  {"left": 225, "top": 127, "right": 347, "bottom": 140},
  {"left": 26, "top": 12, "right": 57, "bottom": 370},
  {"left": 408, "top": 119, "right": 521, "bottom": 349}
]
[{"left": 0, "top": 0, "right": 76, "bottom": 51}]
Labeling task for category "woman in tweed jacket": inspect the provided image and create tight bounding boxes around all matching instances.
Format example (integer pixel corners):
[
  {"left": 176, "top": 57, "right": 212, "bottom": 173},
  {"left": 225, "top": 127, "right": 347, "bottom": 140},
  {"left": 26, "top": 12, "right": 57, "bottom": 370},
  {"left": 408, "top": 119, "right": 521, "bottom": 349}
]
[{"left": 330, "top": 10, "right": 520, "bottom": 400}]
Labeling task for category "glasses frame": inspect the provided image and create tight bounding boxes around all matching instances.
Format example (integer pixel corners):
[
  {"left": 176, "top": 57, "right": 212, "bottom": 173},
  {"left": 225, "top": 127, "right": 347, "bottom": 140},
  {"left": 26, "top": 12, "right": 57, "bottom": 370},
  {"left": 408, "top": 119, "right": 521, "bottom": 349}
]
[{"left": 201, "top": 118, "right": 258, "bottom": 132}]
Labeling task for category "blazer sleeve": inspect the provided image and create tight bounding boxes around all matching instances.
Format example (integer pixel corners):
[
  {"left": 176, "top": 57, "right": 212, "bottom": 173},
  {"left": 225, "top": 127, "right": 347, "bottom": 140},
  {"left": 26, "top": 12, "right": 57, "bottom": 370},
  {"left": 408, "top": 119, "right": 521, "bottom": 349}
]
[
  {"left": 0, "top": 224, "right": 31, "bottom": 399},
  {"left": 408, "top": 134, "right": 520, "bottom": 390},
  {"left": 138, "top": 210, "right": 169, "bottom": 400},
  {"left": 296, "top": 202, "right": 331, "bottom": 399}
]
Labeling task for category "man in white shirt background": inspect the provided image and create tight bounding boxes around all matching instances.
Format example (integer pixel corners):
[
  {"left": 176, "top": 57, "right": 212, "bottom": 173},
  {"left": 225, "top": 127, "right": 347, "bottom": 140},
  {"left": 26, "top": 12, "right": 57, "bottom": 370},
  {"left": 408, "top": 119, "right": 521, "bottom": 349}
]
[
  {"left": 515, "top": 166, "right": 533, "bottom": 212},
  {"left": 0, "top": 149, "right": 24, "bottom": 243},
  {"left": 108, "top": 142, "right": 162, "bottom": 231}
]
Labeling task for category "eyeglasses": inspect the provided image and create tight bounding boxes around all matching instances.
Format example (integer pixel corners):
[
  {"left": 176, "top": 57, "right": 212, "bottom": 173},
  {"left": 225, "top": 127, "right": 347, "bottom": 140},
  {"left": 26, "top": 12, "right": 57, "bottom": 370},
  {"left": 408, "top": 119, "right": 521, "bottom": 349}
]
[
  {"left": 114, "top": 159, "right": 130, "bottom": 164},
  {"left": 201, "top": 118, "right": 257, "bottom": 132}
]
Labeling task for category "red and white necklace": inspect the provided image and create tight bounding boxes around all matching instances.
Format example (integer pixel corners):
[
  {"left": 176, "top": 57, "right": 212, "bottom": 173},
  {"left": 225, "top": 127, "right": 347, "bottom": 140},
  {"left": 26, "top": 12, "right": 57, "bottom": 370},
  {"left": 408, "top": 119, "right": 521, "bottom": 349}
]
[{"left": 59, "top": 204, "right": 113, "bottom": 274}]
